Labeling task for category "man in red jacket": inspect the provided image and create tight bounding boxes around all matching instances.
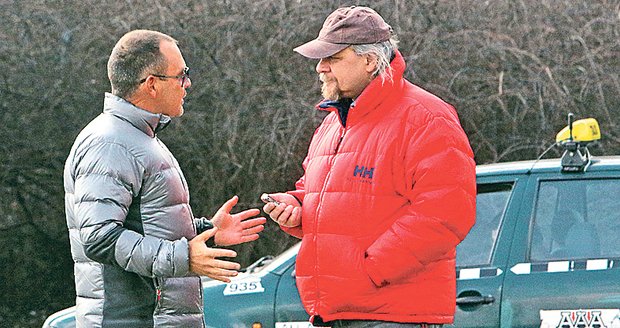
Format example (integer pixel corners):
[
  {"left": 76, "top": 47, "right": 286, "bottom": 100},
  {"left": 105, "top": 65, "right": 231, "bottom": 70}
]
[{"left": 262, "top": 6, "right": 476, "bottom": 328}]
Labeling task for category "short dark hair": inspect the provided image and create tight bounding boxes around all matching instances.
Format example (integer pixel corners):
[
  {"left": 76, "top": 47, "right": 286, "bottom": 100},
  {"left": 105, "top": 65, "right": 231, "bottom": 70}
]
[{"left": 107, "top": 30, "right": 177, "bottom": 99}]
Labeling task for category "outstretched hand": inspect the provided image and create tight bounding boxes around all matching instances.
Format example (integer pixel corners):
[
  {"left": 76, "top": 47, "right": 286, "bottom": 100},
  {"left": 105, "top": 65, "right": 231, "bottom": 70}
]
[
  {"left": 211, "top": 195, "right": 266, "bottom": 246},
  {"left": 188, "top": 228, "right": 240, "bottom": 283}
]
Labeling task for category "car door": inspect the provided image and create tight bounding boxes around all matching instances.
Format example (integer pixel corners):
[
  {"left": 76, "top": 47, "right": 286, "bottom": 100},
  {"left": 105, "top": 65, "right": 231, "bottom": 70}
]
[
  {"left": 501, "top": 171, "right": 620, "bottom": 327},
  {"left": 447, "top": 175, "right": 528, "bottom": 328},
  {"left": 273, "top": 262, "right": 312, "bottom": 327}
]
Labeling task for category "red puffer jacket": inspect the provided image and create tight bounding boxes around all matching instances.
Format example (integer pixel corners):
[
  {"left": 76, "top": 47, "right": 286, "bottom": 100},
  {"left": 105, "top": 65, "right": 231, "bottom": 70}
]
[{"left": 284, "top": 51, "right": 476, "bottom": 324}]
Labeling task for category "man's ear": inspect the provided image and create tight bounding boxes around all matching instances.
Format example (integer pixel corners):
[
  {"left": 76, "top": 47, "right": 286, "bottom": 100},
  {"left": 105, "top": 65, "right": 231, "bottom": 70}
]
[
  {"left": 141, "top": 76, "right": 159, "bottom": 98},
  {"left": 365, "top": 54, "right": 378, "bottom": 74}
]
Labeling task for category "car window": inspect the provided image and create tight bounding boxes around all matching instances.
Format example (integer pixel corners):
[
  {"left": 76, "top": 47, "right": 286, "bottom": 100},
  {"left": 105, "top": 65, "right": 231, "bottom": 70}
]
[
  {"left": 530, "top": 178, "right": 620, "bottom": 261},
  {"left": 457, "top": 183, "right": 513, "bottom": 267}
]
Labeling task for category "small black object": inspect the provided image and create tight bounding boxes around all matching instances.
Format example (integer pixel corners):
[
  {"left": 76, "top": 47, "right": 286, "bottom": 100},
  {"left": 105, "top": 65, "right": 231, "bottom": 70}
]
[{"left": 195, "top": 217, "right": 214, "bottom": 234}]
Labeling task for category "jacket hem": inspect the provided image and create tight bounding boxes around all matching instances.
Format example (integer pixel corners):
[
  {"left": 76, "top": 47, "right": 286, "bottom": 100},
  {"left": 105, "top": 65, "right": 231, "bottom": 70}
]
[{"left": 318, "top": 312, "right": 453, "bottom": 324}]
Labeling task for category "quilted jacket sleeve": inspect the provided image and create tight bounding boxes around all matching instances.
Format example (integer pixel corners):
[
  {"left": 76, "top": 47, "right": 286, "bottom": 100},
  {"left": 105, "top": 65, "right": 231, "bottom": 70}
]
[
  {"left": 364, "top": 109, "right": 476, "bottom": 287},
  {"left": 73, "top": 141, "right": 190, "bottom": 278}
]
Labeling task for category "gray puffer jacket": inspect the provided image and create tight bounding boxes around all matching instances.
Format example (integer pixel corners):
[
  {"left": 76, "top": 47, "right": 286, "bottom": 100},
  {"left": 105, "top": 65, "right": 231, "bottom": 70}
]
[{"left": 64, "top": 93, "right": 204, "bottom": 327}]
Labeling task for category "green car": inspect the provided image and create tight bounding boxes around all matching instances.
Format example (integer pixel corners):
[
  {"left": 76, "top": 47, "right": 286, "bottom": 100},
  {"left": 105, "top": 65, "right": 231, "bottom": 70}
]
[{"left": 44, "top": 119, "right": 620, "bottom": 327}]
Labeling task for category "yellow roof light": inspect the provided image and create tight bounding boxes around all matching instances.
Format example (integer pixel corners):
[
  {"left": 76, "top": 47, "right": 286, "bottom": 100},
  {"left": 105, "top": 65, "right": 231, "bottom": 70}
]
[{"left": 556, "top": 118, "right": 601, "bottom": 143}]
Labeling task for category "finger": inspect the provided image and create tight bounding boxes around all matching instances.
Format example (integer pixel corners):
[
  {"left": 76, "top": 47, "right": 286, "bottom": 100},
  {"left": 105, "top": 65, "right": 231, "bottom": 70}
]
[
  {"left": 277, "top": 205, "right": 294, "bottom": 225},
  {"left": 263, "top": 203, "right": 275, "bottom": 214},
  {"left": 240, "top": 234, "right": 260, "bottom": 243},
  {"left": 204, "top": 268, "right": 239, "bottom": 283},
  {"left": 283, "top": 208, "right": 295, "bottom": 227},
  {"left": 206, "top": 248, "right": 238, "bottom": 258},
  {"left": 292, "top": 207, "right": 301, "bottom": 222},
  {"left": 282, "top": 204, "right": 294, "bottom": 218},
  {"left": 234, "top": 208, "right": 261, "bottom": 220},
  {"left": 269, "top": 203, "right": 287, "bottom": 221},
  {"left": 208, "top": 272, "right": 237, "bottom": 283},
  {"left": 209, "top": 259, "right": 242, "bottom": 271},
  {"left": 285, "top": 207, "right": 302, "bottom": 227},
  {"left": 240, "top": 217, "right": 267, "bottom": 229},
  {"left": 195, "top": 227, "right": 218, "bottom": 242},
  {"left": 242, "top": 225, "right": 265, "bottom": 236},
  {"left": 208, "top": 268, "right": 239, "bottom": 277},
  {"left": 218, "top": 195, "right": 239, "bottom": 214}
]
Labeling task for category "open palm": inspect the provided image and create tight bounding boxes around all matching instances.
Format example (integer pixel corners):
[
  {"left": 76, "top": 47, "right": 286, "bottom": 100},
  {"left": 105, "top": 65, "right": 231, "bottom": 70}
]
[{"left": 211, "top": 196, "right": 266, "bottom": 246}]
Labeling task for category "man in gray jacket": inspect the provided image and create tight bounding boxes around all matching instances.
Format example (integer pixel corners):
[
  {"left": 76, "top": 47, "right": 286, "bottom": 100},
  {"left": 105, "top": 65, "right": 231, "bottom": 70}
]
[{"left": 64, "top": 30, "right": 266, "bottom": 327}]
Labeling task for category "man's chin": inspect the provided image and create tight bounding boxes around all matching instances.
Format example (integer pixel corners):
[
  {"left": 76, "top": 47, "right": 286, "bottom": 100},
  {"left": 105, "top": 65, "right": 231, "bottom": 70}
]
[
  {"left": 169, "top": 107, "right": 184, "bottom": 117},
  {"left": 321, "top": 84, "right": 341, "bottom": 101},
  {"left": 323, "top": 95, "right": 340, "bottom": 101}
]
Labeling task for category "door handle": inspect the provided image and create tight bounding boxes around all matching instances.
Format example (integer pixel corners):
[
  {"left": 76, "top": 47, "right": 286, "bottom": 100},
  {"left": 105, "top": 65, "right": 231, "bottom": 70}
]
[{"left": 456, "top": 295, "right": 495, "bottom": 306}]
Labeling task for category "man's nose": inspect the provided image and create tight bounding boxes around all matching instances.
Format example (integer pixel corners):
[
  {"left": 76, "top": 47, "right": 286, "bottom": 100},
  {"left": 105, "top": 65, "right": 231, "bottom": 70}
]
[
  {"left": 184, "top": 77, "right": 192, "bottom": 89},
  {"left": 316, "top": 59, "right": 330, "bottom": 73}
]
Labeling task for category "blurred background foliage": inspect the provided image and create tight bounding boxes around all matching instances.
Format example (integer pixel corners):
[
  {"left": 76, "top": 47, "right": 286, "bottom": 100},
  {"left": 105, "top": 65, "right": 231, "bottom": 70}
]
[{"left": 0, "top": 0, "right": 618, "bottom": 326}]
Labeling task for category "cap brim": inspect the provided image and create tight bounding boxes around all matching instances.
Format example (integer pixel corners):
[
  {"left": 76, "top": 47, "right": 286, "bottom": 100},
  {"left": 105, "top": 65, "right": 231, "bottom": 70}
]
[{"left": 293, "top": 39, "right": 349, "bottom": 59}]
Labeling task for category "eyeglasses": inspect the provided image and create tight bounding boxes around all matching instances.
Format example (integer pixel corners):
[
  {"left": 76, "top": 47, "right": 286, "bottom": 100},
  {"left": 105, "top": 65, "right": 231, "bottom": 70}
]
[{"left": 139, "top": 67, "right": 190, "bottom": 87}]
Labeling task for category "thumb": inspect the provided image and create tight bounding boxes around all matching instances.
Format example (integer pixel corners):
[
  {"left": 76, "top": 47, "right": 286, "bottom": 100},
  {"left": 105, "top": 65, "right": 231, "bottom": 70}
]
[
  {"left": 218, "top": 195, "right": 239, "bottom": 214},
  {"left": 194, "top": 227, "right": 218, "bottom": 242}
]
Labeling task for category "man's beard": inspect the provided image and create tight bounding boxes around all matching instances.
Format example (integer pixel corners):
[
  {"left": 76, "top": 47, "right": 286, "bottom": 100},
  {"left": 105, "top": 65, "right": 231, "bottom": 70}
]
[{"left": 319, "top": 74, "right": 341, "bottom": 101}]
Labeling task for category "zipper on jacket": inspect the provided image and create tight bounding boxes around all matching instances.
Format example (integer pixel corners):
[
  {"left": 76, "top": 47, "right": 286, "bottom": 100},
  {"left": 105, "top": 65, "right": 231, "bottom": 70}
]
[
  {"left": 156, "top": 138, "right": 189, "bottom": 194},
  {"left": 153, "top": 278, "right": 162, "bottom": 311},
  {"left": 331, "top": 99, "right": 350, "bottom": 154},
  {"left": 334, "top": 126, "right": 346, "bottom": 154},
  {"left": 313, "top": 123, "right": 346, "bottom": 314}
]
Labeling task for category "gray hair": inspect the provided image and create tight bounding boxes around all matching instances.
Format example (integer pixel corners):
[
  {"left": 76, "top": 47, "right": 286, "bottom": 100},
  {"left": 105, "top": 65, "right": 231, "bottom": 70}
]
[
  {"left": 351, "top": 37, "right": 399, "bottom": 83},
  {"left": 107, "top": 30, "right": 177, "bottom": 99}
]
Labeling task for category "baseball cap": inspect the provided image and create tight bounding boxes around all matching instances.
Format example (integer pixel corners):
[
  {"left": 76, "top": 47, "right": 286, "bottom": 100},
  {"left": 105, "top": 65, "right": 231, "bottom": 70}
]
[{"left": 293, "top": 6, "right": 392, "bottom": 59}]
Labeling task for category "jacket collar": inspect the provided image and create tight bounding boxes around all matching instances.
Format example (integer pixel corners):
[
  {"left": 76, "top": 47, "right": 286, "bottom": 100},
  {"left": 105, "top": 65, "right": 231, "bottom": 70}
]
[
  {"left": 316, "top": 50, "right": 406, "bottom": 126},
  {"left": 103, "top": 93, "right": 171, "bottom": 137}
]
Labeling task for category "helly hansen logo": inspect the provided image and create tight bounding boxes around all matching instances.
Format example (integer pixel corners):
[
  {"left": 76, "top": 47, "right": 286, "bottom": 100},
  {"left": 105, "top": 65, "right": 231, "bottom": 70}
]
[{"left": 353, "top": 165, "right": 375, "bottom": 179}]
